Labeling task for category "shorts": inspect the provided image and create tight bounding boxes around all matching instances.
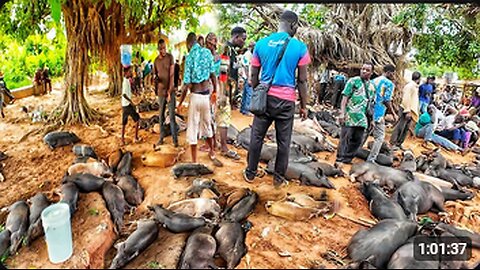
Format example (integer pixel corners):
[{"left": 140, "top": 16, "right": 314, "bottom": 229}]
[
  {"left": 122, "top": 104, "right": 140, "bottom": 126},
  {"left": 187, "top": 93, "right": 213, "bottom": 145},
  {"left": 216, "top": 99, "right": 231, "bottom": 128}
]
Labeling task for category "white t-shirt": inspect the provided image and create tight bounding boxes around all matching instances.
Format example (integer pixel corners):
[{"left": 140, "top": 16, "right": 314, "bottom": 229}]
[{"left": 121, "top": 77, "right": 132, "bottom": 107}]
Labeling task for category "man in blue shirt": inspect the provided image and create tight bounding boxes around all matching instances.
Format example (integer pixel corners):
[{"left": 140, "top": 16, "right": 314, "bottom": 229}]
[
  {"left": 367, "top": 64, "right": 397, "bottom": 163},
  {"left": 244, "top": 10, "right": 310, "bottom": 187},
  {"left": 419, "top": 76, "right": 435, "bottom": 114}
]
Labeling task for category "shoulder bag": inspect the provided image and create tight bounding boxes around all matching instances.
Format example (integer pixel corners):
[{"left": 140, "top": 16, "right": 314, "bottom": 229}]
[{"left": 249, "top": 37, "right": 291, "bottom": 115}]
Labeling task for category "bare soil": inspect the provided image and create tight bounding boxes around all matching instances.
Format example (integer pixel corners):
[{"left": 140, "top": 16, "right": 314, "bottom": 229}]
[{"left": 1, "top": 79, "right": 479, "bottom": 269}]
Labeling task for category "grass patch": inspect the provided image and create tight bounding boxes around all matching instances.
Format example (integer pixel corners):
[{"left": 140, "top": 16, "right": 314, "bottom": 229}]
[
  {"left": 88, "top": 208, "right": 99, "bottom": 216},
  {"left": 147, "top": 261, "right": 164, "bottom": 269}
]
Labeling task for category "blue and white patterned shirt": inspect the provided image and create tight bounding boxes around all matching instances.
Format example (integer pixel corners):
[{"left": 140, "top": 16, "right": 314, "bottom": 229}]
[{"left": 183, "top": 43, "right": 215, "bottom": 84}]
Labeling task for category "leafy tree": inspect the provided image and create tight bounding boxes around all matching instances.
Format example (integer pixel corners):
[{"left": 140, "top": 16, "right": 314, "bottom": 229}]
[
  {"left": 394, "top": 4, "right": 480, "bottom": 79},
  {"left": 1, "top": 0, "right": 208, "bottom": 125}
]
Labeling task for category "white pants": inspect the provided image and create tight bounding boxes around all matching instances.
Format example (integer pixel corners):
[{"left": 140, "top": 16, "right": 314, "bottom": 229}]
[{"left": 187, "top": 93, "right": 213, "bottom": 145}]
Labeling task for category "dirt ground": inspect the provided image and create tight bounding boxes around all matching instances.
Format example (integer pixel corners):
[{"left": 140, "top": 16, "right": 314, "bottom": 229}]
[{"left": 1, "top": 79, "right": 480, "bottom": 269}]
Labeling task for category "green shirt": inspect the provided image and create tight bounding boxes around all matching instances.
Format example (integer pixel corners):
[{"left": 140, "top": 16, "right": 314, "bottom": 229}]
[
  {"left": 341, "top": 76, "right": 375, "bottom": 128},
  {"left": 415, "top": 112, "right": 432, "bottom": 135}
]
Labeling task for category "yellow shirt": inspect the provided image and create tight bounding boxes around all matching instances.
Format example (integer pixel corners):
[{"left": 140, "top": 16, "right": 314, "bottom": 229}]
[{"left": 401, "top": 80, "right": 419, "bottom": 122}]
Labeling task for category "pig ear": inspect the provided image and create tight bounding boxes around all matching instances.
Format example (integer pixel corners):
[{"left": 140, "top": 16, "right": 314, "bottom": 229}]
[
  {"left": 114, "top": 241, "right": 125, "bottom": 251},
  {"left": 315, "top": 168, "right": 325, "bottom": 178}
]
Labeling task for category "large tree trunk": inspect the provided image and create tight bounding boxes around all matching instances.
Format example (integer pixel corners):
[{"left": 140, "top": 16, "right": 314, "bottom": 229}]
[
  {"left": 105, "top": 3, "right": 124, "bottom": 97},
  {"left": 52, "top": 0, "right": 101, "bottom": 125}
]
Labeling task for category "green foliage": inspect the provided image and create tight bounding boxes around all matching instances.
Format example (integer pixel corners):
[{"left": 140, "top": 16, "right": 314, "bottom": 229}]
[
  {"left": 0, "top": 0, "right": 52, "bottom": 40},
  {"left": 395, "top": 4, "right": 480, "bottom": 79},
  {"left": 218, "top": 4, "right": 328, "bottom": 44},
  {"left": 147, "top": 261, "right": 164, "bottom": 269},
  {"left": 293, "top": 4, "right": 328, "bottom": 30},
  {"left": 0, "top": 30, "right": 66, "bottom": 89},
  {"left": 117, "top": 0, "right": 207, "bottom": 34}
]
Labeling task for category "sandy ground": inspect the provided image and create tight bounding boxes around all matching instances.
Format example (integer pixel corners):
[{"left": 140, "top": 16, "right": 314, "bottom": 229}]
[{"left": 1, "top": 79, "right": 480, "bottom": 269}]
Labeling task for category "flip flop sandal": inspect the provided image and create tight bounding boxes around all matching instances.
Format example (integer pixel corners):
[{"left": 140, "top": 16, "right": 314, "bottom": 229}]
[
  {"left": 210, "top": 156, "right": 223, "bottom": 167},
  {"left": 222, "top": 150, "right": 241, "bottom": 160}
]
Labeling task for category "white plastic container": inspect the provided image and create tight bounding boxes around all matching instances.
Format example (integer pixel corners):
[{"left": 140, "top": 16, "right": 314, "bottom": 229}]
[{"left": 41, "top": 203, "right": 73, "bottom": 264}]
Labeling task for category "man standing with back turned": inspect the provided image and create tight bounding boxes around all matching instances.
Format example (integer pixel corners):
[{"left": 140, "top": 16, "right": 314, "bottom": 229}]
[{"left": 244, "top": 11, "right": 310, "bottom": 187}]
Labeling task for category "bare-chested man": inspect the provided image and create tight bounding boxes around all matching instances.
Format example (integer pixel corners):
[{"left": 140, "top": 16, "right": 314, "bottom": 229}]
[{"left": 153, "top": 38, "right": 178, "bottom": 147}]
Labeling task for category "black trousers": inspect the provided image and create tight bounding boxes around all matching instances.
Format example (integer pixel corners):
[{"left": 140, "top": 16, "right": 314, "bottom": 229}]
[
  {"left": 336, "top": 126, "right": 365, "bottom": 163},
  {"left": 331, "top": 80, "right": 345, "bottom": 109},
  {"left": 246, "top": 95, "right": 295, "bottom": 179},
  {"left": 318, "top": 83, "right": 328, "bottom": 104},
  {"left": 390, "top": 108, "right": 412, "bottom": 146}
]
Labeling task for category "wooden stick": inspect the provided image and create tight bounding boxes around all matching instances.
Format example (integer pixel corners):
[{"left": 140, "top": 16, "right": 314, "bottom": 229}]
[
  {"left": 336, "top": 213, "right": 373, "bottom": 227},
  {"left": 359, "top": 217, "right": 377, "bottom": 226}
]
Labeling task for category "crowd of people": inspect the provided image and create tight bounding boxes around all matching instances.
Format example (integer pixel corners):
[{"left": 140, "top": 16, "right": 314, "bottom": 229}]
[
  {"left": 330, "top": 64, "right": 480, "bottom": 169},
  {"left": 119, "top": 9, "right": 480, "bottom": 186},
  {"left": 120, "top": 10, "right": 309, "bottom": 187}
]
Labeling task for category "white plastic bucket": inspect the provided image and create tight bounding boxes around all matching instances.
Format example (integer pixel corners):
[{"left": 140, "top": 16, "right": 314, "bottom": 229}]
[{"left": 41, "top": 203, "right": 73, "bottom": 264}]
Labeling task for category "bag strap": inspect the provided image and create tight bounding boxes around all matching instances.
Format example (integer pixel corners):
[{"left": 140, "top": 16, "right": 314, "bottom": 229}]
[{"left": 268, "top": 37, "right": 291, "bottom": 87}]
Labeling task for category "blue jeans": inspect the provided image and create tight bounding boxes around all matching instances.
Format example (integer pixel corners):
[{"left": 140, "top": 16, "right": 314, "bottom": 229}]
[
  {"left": 417, "top": 124, "right": 461, "bottom": 151},
  {"left": 419, "top": 101, "right": 429, "bottom": 114},
  {"left": 240, "top": 82, "right": 253, "bottom": 115}
]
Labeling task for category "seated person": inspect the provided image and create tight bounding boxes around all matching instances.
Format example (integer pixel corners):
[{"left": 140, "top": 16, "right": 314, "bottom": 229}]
[
  {"left": 416, "top": 105, "right": 466, "bottom": 154},
  {"left": 436, "top": 106, "right": 464, "bottom": 145}
]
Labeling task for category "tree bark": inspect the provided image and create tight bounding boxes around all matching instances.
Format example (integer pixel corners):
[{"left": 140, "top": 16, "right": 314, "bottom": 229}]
[{"left": 51, "top": 0, "right": 101, "bottom": 125}]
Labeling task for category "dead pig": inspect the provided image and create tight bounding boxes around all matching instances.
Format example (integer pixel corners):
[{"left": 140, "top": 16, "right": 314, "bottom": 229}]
[
  {"left": 215, "top": 221, "right": 250, "bottom": 269},
  {"left": 5, "top": 201, "right": 29, "bottom": 254},
  {"left": 267, "top": 160, "right": 335, "bottom": 189},
  {"left": 392, "top": 180, "right": 446, "bottom": 220},
  {"left": 116, "top": 175, "right": 144, "bottom": 206},
  {"left": 62, "top": 173, "right": 106, "bottom": 193},
  {"left": 72, "top": 144, "right": 98, "bottom": 160},
  {"left": 222, "top": 190, "right": 258, "bottom": 222},
  {"left": 178, "top": 226, "right": 217, "bottom": 269},
  {"left": 349, "top": 162, "right": 412, "bottom": 190},
  {"left": 347, "top": 220, "right": 417, "bottom": 268},
  {"left": 60, "top": 182, "right": 79, "bottom": 217},
  {"left": 43, "top": 131, "right": 80, "bottom": 149},
  {"left": 360, "top": 182, "right": 406, "bottom": 221},
  {"left": 148, "top": 204, "right": 206, "bottom": 233},
  {"left": 109, "top": 220, "right": 159, "bottom": 269},
  {"left": 172, "top": 163, "right": 213, "bottom": 179},
  {"left": 25, "top": 193, "right": 50, "bottom": 245},
  {"left": 0, "top": 230, "right": 10, "bottom": 257},
  {"left": 102, "top": 182, "right": 127, "bottom": 234},
  {"left": 67, "top": 160, "right": 112, "bottom": 178},
  {"left": 116, "top": 151, "right": 133, "bottom": 176}
]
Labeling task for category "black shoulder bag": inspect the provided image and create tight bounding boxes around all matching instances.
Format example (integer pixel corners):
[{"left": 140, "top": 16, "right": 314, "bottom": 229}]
[{"left": 249, "top": 37, "right": 291, "bottom": 116}]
